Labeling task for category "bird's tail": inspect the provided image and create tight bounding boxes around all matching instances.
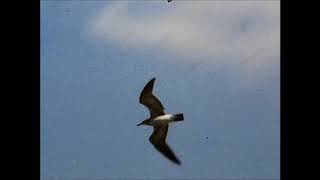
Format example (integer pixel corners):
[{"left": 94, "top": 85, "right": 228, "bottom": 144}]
[{"left": 172, "top": 113, "right": 184, "bottom": 121}]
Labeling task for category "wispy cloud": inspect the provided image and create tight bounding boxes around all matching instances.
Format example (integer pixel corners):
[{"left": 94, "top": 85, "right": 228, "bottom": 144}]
[{"left": 88, "top": 1, "right": 279, "bottom": 66}]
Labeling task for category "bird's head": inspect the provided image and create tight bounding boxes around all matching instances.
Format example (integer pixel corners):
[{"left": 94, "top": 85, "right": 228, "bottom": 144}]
[{"left": 137, "top": 119, "right": 151, "bottom": 126}]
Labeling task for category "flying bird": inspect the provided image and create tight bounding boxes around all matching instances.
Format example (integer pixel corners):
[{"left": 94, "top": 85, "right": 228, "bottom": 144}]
[{"left": 137, "top": 78, "right": 184, "bottom": 165}]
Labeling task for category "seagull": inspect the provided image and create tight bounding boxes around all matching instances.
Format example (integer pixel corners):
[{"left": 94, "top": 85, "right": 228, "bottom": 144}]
[{"left": 137, "top": 78, "right": 184, "bottom": 165}]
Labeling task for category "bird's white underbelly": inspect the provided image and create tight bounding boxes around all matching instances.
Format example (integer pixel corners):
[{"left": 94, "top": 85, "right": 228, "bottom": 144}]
[
  {"left": 154, "top": 114, "right": 174, "bottom": 121},
  {"left": 151, "top": 114, "right": 174, "bottom": 126}
]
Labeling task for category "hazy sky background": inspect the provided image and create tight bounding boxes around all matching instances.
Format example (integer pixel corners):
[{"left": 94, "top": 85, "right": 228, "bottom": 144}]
[{"left": 41, "top": 1, "right": 280, "bottom": 179}]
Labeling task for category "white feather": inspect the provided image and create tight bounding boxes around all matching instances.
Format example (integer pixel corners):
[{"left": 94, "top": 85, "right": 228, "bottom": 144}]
[{"left": 154, "top": 114, "right": 173, "bottom": 121}]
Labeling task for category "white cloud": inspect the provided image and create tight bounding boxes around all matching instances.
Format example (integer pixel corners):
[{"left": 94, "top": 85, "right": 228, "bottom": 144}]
[{"left": 88, "top": 1, "right": 279, "bottom": 66}]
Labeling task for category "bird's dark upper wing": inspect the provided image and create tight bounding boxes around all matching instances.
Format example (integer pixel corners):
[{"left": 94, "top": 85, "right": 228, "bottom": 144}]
[
  {"left": 139, "top": 78, "right": 165, "bottom": 118},
  {"left": 149, "top": 125, "right": 181, "bottom": 165}
]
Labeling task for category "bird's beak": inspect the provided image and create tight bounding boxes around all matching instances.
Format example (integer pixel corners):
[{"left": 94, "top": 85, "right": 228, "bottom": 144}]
[{"left": 137, "top": 122, "right": 143, "bottom": 126}]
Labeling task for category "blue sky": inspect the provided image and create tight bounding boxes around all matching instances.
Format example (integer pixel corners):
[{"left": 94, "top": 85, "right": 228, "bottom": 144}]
[{"left": 41, "top": 1, "right": 280, "bottom": 179}]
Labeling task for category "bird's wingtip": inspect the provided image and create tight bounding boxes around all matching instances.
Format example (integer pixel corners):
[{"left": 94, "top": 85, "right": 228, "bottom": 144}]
[{"left": 175, "top": 160, "right": 182, "bottom": 166}]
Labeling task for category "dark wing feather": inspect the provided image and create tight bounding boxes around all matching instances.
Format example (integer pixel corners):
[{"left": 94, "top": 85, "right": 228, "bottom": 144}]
[
  {"left": 149, "top": 125, "right": 181, "bottom": 165},
  {"left": 139, "top": 78, "right": 165, "bottom": 118}
]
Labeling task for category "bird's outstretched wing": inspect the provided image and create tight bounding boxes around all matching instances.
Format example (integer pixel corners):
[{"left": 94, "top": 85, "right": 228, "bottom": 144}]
[
  {"left": 149, "top": 125, "right": 181, "bottom": 165},
  {"left": 139, "top": 78, "right": 165, "bottom": 118}
]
